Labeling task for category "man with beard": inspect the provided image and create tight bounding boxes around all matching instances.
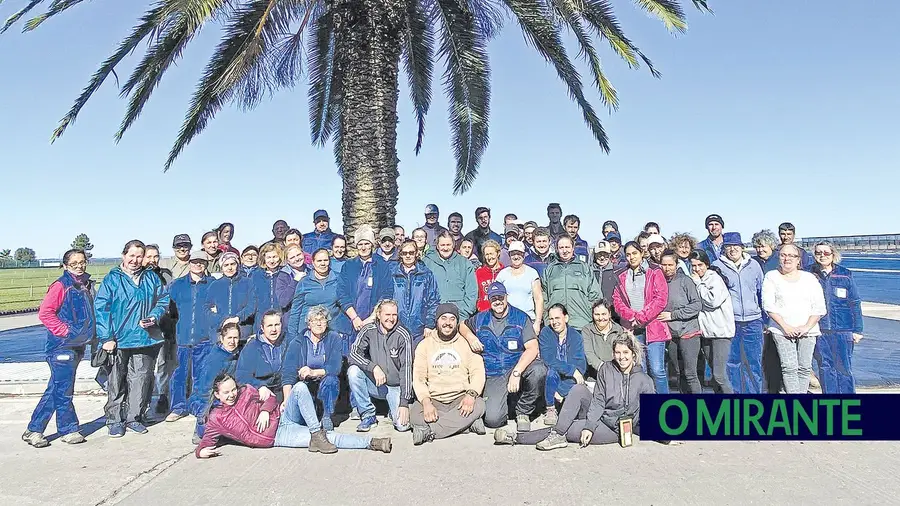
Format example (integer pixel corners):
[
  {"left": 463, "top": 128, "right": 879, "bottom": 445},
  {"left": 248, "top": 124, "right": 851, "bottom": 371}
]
[
  {"left": 464, "top": 207, "right": 502, "bottom": 263},
  {"left": 410, "top": 303, "right": 486, "bottom": 445},
  {"left": 447, "top": 212, "right": 465, "bottom": 249}
]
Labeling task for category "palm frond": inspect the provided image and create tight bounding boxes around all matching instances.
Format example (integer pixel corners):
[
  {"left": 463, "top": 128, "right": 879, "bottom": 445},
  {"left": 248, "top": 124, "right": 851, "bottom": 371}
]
[
  {"left": 307, "top": 7, "right": 339, "bottom": 146},
  {"left": 1, "top": 0, "right": 45, "bottom": 34},
  {"left": 50, "top": 3, "right": 168, "bottom": 142},
  {"left": 22, "top": 0, "right": 87, "bottom": 31},
  {"left": 503, "top": 0, "right": 608, "bottom": 152},
  {"left": 433, "top": 0, "right": 491, "bottom": 194},
  {"left": 465, "top": 0, "right": 506, "bottom": 40},
  {"left": 549, "top": 0, "right": 617, "bottom": 111},
  {"left": 164, "top": 0, "right": 294, "bottom": 171},
  {"left": 402, "top": 0, "right": 434, "bottom": 155},
  {"left": 634, "top": 0, "right": 686, "bottom": 33},
  {"left": 692, "top": 0, "right": 712, "bottom": 13},
  {"left": 579, "top": 0, "right": 658, "bottom": 77}
]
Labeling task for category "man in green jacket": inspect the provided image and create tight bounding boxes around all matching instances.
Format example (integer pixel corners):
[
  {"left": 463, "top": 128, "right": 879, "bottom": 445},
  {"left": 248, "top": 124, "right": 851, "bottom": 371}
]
[
  {"left": 541, "top": 236, "right": 601, "bottom": 329},
  {"left": 423, "top": 231, "right": 478, "bottom": 319}
]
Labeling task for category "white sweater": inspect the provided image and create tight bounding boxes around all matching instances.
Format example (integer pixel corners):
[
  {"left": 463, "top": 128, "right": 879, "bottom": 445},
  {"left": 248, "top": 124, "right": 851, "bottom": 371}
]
[
  {"left": 761, "top": 270, "right": 827, "bottom": 337},
  {"left": 694, "top": 270, "right": 735, "bottom": 338}
]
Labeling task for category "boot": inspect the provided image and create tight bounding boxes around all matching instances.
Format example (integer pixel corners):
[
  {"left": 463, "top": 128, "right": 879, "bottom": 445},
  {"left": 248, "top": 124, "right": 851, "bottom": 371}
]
[
  {"left": 308, "top": 429, "right": 338, "bottom": 454},
  {"left": 369, "top": 437, "right": 393, "bottom": 453}
]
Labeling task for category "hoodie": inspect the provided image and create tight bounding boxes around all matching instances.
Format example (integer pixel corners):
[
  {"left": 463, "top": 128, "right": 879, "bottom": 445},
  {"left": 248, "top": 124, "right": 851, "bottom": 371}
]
[
  {"left": 693, "top": 270, "right": 735, "bottom": 338},
  {"left": 585, "top": 361, "right": 656, "bottom": 434},
  {"left": 413, "top": 328, "right": 486, "bottom": 404},
  {"left": 349, "top": 322, "right": 414, "bottom": 406},
  {"left": 422, "top": 250, "right": 478, "bottom": 319},
  {"left": 713, "top": 253, "right": 764, "bottom": 322},
  {"left": 663, "top": 271, "right": 702, "bottom": 339}
]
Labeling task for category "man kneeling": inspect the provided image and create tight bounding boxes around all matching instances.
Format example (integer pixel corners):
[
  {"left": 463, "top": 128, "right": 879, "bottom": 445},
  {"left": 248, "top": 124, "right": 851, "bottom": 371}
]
[{"left": 410, "top": 304, "right": 486, "bottom": 445}]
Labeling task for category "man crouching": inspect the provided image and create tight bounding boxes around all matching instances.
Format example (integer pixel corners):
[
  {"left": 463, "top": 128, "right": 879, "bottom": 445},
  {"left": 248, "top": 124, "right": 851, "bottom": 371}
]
[{"left": 410, "top": 303, "right": 487, "bottom": 445}]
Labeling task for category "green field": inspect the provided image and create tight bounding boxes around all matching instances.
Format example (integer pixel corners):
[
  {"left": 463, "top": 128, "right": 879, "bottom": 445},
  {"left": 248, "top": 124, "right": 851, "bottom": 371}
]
[{"left": 0, "top": 264, "right": 117, "bottom": 312}]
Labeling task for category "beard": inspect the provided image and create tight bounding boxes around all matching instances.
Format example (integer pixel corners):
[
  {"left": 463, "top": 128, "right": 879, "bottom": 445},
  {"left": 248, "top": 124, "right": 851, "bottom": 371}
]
[{"left": 437, "top": 326, "right": 457, "bottom": 341}]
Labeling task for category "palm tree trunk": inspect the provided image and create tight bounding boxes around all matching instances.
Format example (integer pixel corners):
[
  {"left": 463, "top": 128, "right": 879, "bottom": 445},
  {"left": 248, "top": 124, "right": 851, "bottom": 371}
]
[{"left": 335, "top": 0, "right": 405, "bottom": 244}]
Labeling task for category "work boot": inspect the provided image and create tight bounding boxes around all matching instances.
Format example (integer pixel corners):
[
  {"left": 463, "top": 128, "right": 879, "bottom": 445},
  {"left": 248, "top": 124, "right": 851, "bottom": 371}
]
[
  {"left": 369, "top": 437, "right": 392, "bottom": 453},
  {"left": 469, "top": 418, "right": 486, "bottom": 435},
  {"left": 60, "top": 432, "right": 86, "bottom": 445},
  {"left": 543, "top": 406, "right": 558, "bottom": 426},
  {"left": 308, "top": 429, "right": 338, "bottom": 454},
  {"left": 535, "top": 430, "right": 568, "bottom": 451},
  {"left": 516, "top": 414, "right": 531, "bottom": 433},
  {"left": 411, "top": 425, "right": 435, "bottom": 446},
  {"left": 22, "top": 430, "right": 50, "bottom": 448},
  {"left": 493, "top": 428, "right": 516, "bottom": 445}
]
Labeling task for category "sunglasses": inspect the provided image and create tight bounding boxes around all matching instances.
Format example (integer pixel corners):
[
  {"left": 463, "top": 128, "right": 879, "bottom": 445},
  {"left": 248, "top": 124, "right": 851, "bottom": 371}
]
[
  {"left": 400, "top": 251, "right": 417, "bottom": 256},
  {"left": 814, "top": 251, "right": 833, "bottom": 257}
]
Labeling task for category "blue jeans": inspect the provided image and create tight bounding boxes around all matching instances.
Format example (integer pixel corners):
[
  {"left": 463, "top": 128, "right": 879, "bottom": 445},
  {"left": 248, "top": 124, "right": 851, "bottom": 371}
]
[
  {"left": 170, "top": 343, "right": 210, "bottom": 416},
  {"left": 727, "top": 319, "right": 764, "bottom": 393},
  {"left": 28, "top": 347, "right": 83, "bottom": 435},
  {"left": 274, "top": 381, "right": 370, "bottom": 448},
  {"left": 347, "top": 365, "right": 409, "bottom": 430},
  {"left": 637, "top": 336, "right": 669, "bottom": 394},
  {"left": 814, "top": 331, "right": 855, "bottom": 394}
]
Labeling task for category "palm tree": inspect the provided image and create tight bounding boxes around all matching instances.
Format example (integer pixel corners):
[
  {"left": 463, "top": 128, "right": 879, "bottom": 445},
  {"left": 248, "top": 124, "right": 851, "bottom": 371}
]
[{"left": 3, "top": 0, "right": 710, "bottom": 240}]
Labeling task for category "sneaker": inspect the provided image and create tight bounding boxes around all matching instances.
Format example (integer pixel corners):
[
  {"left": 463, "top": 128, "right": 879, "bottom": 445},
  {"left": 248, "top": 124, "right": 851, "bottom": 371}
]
[
  {"left": 469, "top": 418, "right": 486, "bottom": 436},
  {"left": 369, "top": 437, "right": 392, "bottom": 453},
  {"left": 516, "top": 414, "right": 531, "bottom": 433},
  {"left": 535, "top": 430, "right": 568, "bottom": 451},
  {"left": 322, "top": 415, "right": 334, "bottom": 432},
  {"left": 356, "top": 416, "right": 377, "bottom": 432},
  {"left": 308, "top": 429, "right": 338, "bottom": 454},
  {"left": 60, "top": 432, "right": 86, "bottom": 444},
  {"left": 493, "top": 428, "right": 516, "bottom": 445},
  {"left": 22, "top": 430, "right": 50, "bottom": 448},
  {"left": 411, "top": 424, "right": 435, "bottom": 446},
  {"left": 543, "top": 406, "right": 558, "bottom": 426},
  {"left": 165, "top": 412, "right": 187, "bottom": 422},
  {"left": 350, "top": 407, "right": 361, "bottom": 420},
  {"left": 126, "top": 422, "right": 149, "bottom": 434},
  {"left": 108, "top": 424, "right": 125, "bottom": 438}
]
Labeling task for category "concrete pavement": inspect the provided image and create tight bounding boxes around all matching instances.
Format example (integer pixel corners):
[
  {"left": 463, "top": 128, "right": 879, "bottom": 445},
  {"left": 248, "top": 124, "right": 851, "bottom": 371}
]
[{"left": 2, "top": 395, "right": 900, "bottom": 505}]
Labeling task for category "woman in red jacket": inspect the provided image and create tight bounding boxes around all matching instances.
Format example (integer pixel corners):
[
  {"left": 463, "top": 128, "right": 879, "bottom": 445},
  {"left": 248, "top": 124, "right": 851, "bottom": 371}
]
[
  {"left": 195, "top": 373, "right": 391, "bottom": 458},
  {"left": 475, "top": 240, "right": 504, "bottom": 312},
  {"left": 612, "top": 241, "right": 671, "bottom": 394}
]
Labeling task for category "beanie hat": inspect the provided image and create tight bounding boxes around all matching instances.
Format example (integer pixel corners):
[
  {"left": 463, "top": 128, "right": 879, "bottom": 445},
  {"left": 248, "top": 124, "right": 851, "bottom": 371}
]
[
  {"left": 435, "top": 303, "right": 459, "bottom": 324},
  {"left": 705, "top": 214, "right": 724, "bottom": 228},
  {"left": 354, "top": 225, "right": 376, "bottom": 246},
  {"left": 220, "top": 252, "right": 239, "bottom": 265}
]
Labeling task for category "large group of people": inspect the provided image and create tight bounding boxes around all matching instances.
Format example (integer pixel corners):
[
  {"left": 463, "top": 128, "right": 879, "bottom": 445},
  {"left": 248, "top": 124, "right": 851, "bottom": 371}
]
[{"left": 21, "top": 205, "right": 863, "bottom": 455}]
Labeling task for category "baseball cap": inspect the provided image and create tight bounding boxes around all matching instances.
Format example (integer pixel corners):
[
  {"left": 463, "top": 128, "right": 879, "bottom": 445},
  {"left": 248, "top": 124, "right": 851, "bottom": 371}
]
[
  {"left": 523, "top": 221, "right": 539, "bottom": 230},
  {"left": 508, "top": 241, "right": 526, "bottom": 254},
  {"left": 723, "top": 232, "right": 744, "bottom": 246},
  {"left": 313, "top": 209, "right": 330, "bottom": 222},
  {"left": 648, "top": 234, "right": 666, "bottom": 246},
  {"left": 485, "top": 281, "right": 507, "bottom": 298},
  {"left": 605, "top": 232, "right": 622, "bottom": 243},
  {"left": 172, "top": 234, "right": 192, "bottom": 248},
  {"left": 504, "top": 224, "right": 520, "bottom": 236},
  {"left": 424, "top": 204, "right": 439, "bottom": 215},
  {"left": 189, "top": 251, "right": 210, "bottom": 262},
  {"left": 705, "top": 214, "right": 724, "bottom": 227},
  {"left": 594, "top": 241, "right": 612, "bottom": 254},
  {"left": 378, "top": 227, "right": 395, "bottom": 241}
]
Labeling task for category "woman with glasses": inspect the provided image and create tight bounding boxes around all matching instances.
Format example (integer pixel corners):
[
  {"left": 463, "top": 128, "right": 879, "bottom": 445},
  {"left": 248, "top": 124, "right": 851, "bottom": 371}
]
[
  {"left": 810, "top": 241, "right": 863, "bottom": 393},
  {"left": 390, "top": 240, "right": 440, "bottom": 346},
  {"left": 23, "top": 249, "right": 95, "bottom": 448},
  {"left": 761, "top": 244, "right": 827, "bottom": 393}
]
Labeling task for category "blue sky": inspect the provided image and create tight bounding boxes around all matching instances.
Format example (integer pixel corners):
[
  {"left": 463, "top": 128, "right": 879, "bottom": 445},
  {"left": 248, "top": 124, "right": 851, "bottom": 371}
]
[{"left": 1, "top": 1, "right": 897, "bottom": 258}]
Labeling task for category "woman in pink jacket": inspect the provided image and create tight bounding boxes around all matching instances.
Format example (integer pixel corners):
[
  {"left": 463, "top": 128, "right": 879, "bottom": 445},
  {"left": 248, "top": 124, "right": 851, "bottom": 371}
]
[
  {"left": 195, "top": 373, "right": 391, "bottom": 458},
  {"left": 613, "top": 241, "right": 671, "bottom": 393}
]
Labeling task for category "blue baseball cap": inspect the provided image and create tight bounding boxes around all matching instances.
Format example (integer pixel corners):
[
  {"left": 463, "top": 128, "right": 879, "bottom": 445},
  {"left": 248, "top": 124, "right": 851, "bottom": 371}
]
[
  {"left": 424, "top": 204, "right": 439, "bottom": 215},
  {"left": 485, "top": 281, "right": 507, "bottom": 298},
  {"left": 723, "top": 232, "right": 743, "bottom": 246},
  {"left": 313, "top": 209, "right": 329, "bottom": 222},
  {"left": 605, "top": 232, "right": 622, "bottom": 243}
]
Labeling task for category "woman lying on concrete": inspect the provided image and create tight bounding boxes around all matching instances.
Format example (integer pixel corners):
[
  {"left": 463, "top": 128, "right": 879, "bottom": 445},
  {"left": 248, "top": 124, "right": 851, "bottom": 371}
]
[
  {"left": 492, "top": 332, "right": 654, "bottom": 449},
  {"left": 195, "top": 372, "right": 391, "bottom": 458}
]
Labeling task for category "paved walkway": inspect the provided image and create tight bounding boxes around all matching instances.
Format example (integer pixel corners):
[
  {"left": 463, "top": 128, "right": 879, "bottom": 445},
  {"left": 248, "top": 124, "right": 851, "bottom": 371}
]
[{"left": 2, "top": 396, "right": 899, "bottom": 505}]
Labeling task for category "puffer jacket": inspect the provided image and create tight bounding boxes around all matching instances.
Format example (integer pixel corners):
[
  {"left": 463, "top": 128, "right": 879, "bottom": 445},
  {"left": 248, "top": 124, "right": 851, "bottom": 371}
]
[
  {"left": 713, "top": 253, "right": 763, "bottom": 322},
  {"left": 95, "top": 267, "right": 170, "bottom": 349},
  {"left": 585, "top": 361, "right": 656, "bottom": 434},
  {"left": 205, "top": 272, "right": 256, "bottom": 340},
  {"left": 288, "top": 270, "right": 351, "bottom": 341},
  {"left": 38, "top": 271, "right": 95, "bottom": 353},
  {"left": 423, "top": 250, "right": 478, "bottom": 318},
  {"left": 664, "top": 271, "right": 702, "bottom": 339},
  {"left": 168, "top": 274, "right": 214, "bottom": 346},
  {"left": 811, "top": 264, "right": 863, "bottom": 333},
  {"left": 693, "top": 270, "right": 735, "bottom": 338},
  {"left": 541, "top": 257, "right": 601, "bottom": 329},
  {"left": 390, "top": 262, "right": 440, "bottom": 340},
  {"left": 612, "top": 265, "right": 671, "bottom": 343},
  {"left": 195, "top": 385, "right": 280, "bottom": 458}
]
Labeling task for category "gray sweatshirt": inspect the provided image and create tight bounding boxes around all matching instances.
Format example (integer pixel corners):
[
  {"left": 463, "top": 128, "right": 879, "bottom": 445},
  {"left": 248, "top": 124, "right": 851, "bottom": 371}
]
[
  {"left": 580, "top": 322, "right": 627, "bottom": 378},
  {"left": 585, "top": 361, "right": 656, "bottom": 434},
  {"left": 349, "top": 323, "right": 414, "bottom": 406},
  {"left": 664, "top": 271, "right": 702, "bottom": 338}
]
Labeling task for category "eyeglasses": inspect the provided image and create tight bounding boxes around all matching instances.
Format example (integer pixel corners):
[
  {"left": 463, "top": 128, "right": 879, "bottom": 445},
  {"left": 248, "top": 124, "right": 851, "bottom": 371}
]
[
  {"left": 814, "top": 251, "right": 833, "bottom": 257},
  {"left": 780, "top": 253, "right": 800, "bottom": 259},
  {"left": 399, "top": 251, "right": 417, "bottom": 257},
  {"left": 67, "top": 262, "right": 87, "bottom": 267}
]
